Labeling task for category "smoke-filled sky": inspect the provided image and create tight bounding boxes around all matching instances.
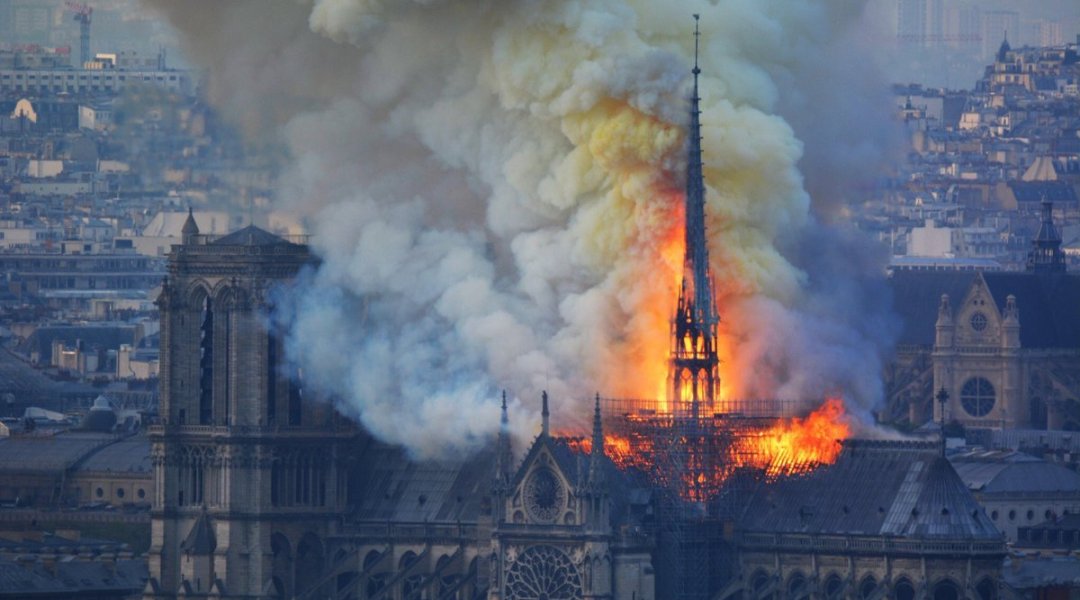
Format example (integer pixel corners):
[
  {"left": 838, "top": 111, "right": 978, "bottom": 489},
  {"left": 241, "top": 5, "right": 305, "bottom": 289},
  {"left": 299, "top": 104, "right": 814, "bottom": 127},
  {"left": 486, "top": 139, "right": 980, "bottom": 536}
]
[{"left": 142, "top": 0, "right": 910, "bottom": 458}]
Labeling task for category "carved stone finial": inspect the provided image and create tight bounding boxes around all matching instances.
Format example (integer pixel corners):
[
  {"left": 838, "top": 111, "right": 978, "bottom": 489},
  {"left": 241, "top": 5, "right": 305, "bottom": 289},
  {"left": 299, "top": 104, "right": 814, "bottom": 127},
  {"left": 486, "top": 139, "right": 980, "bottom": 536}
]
[{"left": 938, "top": 294, "right": 951, "bottom": 318}]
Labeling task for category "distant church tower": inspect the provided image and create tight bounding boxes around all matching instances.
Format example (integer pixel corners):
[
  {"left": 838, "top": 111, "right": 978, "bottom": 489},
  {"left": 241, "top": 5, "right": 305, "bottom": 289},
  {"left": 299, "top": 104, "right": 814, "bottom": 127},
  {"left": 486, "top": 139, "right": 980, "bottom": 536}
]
[
  {"left": 146, "top": 218, "right": 355, "bottom": 599},
  {"left": 670, "top": 15, "right": 720, "bottom": 417},
  {"left": 1026, "top": 199, "right": 1066, "bottom": 274}
]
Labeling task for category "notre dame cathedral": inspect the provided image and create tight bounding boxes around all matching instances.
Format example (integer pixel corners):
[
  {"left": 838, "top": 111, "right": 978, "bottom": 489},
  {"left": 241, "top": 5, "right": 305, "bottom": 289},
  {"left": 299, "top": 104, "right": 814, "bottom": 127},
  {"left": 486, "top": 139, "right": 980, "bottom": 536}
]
[
  {"left": 145, "top": 30, "right": 1008, "bottom": 597},
  {"left": 142, "top": 214, "right": 1007, "bottom": 600}
]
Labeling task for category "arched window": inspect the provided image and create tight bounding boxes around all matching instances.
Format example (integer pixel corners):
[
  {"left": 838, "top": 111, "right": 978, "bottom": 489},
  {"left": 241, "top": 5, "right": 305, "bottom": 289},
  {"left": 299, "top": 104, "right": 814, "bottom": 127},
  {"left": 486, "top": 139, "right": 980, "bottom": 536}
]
[
  {"left": 933, "top": 580, "right": 960, "bottom": 600},
  {"left": 824, "top": 574, "right": 844, "bottom": 600},
  {"left": 750, "top": 570, "right": 770, "bottom": 595},
  {"left": 787, "top": 572, "right": 808, "bottom": 600},
  {"left": 895, "top": 578, "right": 916, "bottom": 600},
  {"left": 363, "top": 550, "right": 383, "bottom": 571},
  {"left": 976, "top": 577, "right": 996, "bottom": 600},
  {"left": 271, "top": 533, "right": 292, "bottom": 598},
  {"left": 961, "top": 377, "right": 996, "bottom": 417},
  {"left": 295, "top": 533, "right": 324, "bottom": 597},
  {"left": 859, "top": 575, "right": 877, "bottom": 600},
  {"left": 399, "top": 551, "right": 419, "bottom": 571}
]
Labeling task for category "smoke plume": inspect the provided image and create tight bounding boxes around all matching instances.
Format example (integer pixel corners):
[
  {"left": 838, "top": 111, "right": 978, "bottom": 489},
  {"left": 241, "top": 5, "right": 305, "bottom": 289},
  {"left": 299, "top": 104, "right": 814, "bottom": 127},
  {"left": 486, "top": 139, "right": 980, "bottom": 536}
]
[{"left": 145, "top": 0, "right": 899, "bottom": 457}]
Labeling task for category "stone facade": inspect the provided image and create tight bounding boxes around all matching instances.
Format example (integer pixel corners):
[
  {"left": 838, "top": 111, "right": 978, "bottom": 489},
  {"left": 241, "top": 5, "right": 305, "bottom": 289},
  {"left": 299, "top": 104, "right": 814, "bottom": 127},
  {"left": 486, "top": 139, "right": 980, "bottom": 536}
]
[
  {"left": 886, "top": 270, "right": 1080, "bottom": 430},
  {"left": 145, "top": 222, "right": 358, "bottom": 599}
]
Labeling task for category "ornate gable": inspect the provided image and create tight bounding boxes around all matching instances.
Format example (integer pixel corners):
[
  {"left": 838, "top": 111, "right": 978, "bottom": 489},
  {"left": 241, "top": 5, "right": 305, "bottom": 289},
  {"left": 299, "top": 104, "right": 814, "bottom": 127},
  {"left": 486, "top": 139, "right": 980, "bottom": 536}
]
[
  {"left": 955, "top": 272, "right": 1002, "bottom": 347},
  {"left": 509, "top": 440, "right": 577, "bottom": 526}
]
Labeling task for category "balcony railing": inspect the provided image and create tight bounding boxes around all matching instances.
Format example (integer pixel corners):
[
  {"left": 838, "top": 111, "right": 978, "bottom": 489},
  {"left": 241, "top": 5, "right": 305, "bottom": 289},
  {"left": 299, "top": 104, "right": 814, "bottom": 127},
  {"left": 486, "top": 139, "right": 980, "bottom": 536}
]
[{"left": 739, "top": 531, "right": 1006, "bottom": 556}]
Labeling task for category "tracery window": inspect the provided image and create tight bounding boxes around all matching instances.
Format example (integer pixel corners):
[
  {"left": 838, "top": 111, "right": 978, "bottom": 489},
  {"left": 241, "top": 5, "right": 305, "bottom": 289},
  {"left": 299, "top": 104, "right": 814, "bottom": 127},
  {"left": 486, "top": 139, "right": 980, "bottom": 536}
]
[
  {"left": 961, "top": 377, "right": 996, "bottom": 417},
  {"left": 524, "top": 468, "right": 563, "bottom": 523},
  {"left": 505, "top": 546, "right": 583, "bottom": 600}
]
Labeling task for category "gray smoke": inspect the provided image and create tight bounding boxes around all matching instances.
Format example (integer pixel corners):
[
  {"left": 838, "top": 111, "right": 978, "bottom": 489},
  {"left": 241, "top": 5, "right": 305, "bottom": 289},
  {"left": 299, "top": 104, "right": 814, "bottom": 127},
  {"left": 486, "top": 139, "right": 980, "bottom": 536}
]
[{"left": 145, "top": 0, "right": 901, "bottom": 457}]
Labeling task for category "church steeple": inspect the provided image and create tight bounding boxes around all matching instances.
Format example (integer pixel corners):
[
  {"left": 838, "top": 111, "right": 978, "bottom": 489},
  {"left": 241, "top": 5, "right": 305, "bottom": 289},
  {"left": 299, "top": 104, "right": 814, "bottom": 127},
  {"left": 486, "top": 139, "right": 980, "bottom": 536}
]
[
  {"left": 996, "top": 31, "right": 1011, "bottom": 63},
  {"left": 181, "top": 206, "right": 199, "bottom": 245},
  {"left": 494, "top": 391, "right": 512, "bottom": 489},
  {"left": 1026, "top": 199, "right": 1066, "bottom": 274},
  {"left": 670, "top": 14, "right": 720, "bottom": 417},
  {"left": 589, "top": 393, "right": 604, "bottom": 484}
]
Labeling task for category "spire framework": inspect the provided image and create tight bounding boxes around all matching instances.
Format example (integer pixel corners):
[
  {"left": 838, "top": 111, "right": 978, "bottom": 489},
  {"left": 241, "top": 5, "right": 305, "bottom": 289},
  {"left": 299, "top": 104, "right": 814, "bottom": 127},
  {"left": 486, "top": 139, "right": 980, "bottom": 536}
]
[{"left": 670, "top": 14, "right": 721, "bottom": 417}]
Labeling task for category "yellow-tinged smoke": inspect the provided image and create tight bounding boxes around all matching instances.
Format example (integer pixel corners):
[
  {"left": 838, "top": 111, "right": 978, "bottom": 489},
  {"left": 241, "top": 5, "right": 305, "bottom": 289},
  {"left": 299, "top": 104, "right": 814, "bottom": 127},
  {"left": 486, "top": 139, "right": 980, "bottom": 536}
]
[{"left": 146, "top": 0, "right": 898, "bottom": 457}]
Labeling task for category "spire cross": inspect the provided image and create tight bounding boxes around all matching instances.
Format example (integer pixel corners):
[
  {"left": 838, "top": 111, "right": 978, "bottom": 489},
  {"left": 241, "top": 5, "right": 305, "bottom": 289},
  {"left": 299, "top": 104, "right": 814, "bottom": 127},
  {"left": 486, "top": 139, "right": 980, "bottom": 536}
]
[{"left": 693, "top": 14, "right": 701, "bottom": 76}]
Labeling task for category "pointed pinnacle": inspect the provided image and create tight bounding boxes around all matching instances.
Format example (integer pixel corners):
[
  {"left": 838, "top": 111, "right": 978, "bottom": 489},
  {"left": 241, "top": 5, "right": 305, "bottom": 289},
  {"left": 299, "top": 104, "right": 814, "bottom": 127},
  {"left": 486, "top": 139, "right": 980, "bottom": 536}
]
[{"left": 541, "top": 390, "right": 550, "bottom": 437}]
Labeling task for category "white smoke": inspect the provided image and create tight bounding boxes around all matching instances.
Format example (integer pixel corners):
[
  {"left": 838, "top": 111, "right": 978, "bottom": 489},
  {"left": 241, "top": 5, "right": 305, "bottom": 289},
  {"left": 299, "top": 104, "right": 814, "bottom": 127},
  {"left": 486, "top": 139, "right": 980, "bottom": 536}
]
[{"left": 146, "top": 0, "right": 900, "bottom": 457}]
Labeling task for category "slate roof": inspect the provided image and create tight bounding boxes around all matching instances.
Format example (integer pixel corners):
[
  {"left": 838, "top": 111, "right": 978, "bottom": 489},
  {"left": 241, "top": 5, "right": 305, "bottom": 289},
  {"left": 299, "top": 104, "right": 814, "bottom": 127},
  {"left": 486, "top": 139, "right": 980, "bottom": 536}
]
[
  {"left": 75, "top": 436, "right": 151, "bottom": 475},
  {"left": 348, "top": 441, "right": 495, "bottom": 523},
  {"left": 181, "top": 512, "right": 216, "bottom": 555},
  {"left": 1007, "top": 181, "right": 1078, "bottom": 206},
  {"left": 888, "top": 270, "right": 1080, "bottom": 348},
  {"left": 0, "top": 557, "right": 146, "bottom": 598},
  {"left": 348, "top": 435, "right": 651, "bottom": 530},
  {"left": 0, "top": 348, "right": 70, "bottom": 397},
  {"left": 741, "top": 440, "right": 1001, "bottom": 540},
  {"left": 0, "top": 432, "right": 114, "bottom": 475},
  {"left": 211, "top": 225, "right": 295, "bottom": 247}
]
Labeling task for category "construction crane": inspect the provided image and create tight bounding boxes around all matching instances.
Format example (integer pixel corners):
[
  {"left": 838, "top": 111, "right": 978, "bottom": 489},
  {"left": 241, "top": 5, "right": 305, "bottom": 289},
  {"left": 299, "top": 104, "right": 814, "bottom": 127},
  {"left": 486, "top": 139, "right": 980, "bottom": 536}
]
[{"left": 65, "top": 1, "right": 92, "bottom": 67}]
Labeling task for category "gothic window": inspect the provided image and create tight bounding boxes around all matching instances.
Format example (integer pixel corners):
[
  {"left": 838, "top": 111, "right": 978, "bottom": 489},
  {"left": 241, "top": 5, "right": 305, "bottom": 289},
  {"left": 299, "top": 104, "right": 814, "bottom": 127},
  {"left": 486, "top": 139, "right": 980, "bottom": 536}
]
[
  {"left": 750, "top": 570, "right": 769, "bottom": 594},
  {"left": 787, "top": 572, "right": 808, "bottom": 600},
  {"left": 894, "top": 578, "right": 916, "bottom": 600},
  {"left": 199, "top": 297, "right": 214, "bottom": 424},
  {"left": 976, "top": 578, "right": 996, "bottom": 600},
  {"left": 933, "top": 580, "right": 960, "bottom": 600},
  {"left": 859, "top": 576, "right": 877, "bottom": 600},
  {"left": 824, "top": 574, "right": 844, "bottom": 600},
  {"left": 524, "top": 468, "right": 563, "bottom": 523},
  {"left": 504, "top": 546, "right": 583, "bottom": 600},
  {"left": 294, "top": 533, "right": 324, "bottom": 596},
  {"left": 404, "top": 575, "right": 424, "bottom": 600},
  {"left": 961, "top": 377, "right": 996, "bottom": 417}
]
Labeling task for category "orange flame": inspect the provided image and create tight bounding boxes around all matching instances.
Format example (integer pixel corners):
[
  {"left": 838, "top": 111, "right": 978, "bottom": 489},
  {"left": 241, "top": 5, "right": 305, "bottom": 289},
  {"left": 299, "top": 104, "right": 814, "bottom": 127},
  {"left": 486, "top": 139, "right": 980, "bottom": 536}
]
[
  {"left": 562, "top": 398, "right": 850, "bottom": 501},
  {"left": 735, "top": 398, "right": 849, "bottom": 478}
]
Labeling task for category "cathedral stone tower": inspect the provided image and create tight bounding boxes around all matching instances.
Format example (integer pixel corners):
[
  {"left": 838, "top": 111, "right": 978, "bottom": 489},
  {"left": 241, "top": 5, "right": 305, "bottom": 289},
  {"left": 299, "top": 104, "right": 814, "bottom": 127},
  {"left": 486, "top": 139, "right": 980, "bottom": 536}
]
[{"left": 146, "top": 223, "right": 355, "bottom": 599}]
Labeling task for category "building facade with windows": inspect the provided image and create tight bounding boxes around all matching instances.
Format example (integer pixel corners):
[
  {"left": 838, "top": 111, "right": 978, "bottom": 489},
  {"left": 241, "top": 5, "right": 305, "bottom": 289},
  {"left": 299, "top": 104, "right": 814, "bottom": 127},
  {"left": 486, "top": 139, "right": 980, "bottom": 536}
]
[{"left": 885, "top": 205, "right": 1080, "bottom": 430}]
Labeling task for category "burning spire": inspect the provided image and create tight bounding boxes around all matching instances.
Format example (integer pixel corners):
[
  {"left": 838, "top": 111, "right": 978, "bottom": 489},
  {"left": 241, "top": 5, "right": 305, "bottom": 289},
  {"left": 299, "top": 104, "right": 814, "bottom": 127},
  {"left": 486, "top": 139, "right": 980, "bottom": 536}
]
[{"left": 670, "top": 14, "right": 721, "bottom": 417}]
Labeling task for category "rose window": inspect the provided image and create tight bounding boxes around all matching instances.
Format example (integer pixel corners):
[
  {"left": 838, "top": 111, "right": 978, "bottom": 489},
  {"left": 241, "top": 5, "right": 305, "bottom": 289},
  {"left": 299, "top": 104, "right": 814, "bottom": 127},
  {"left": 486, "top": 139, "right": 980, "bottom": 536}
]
[
  {"left": 505, "top": 545, "right": 583, "bottom": 600},
  {"left": 524, "top": 468, "right": 563, "bottom": 523}
]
